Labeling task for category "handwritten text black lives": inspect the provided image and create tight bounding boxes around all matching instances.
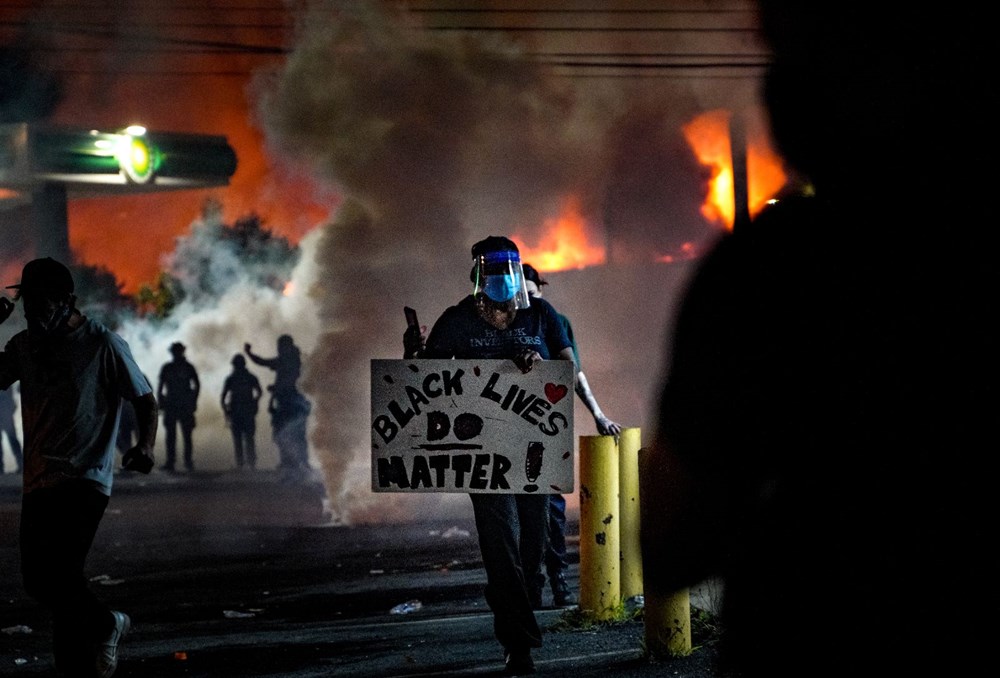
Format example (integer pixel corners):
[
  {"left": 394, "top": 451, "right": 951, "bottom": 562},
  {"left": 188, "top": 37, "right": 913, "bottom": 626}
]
[{"left": 370, "top": 359, "right": 574, "bottom": 493}]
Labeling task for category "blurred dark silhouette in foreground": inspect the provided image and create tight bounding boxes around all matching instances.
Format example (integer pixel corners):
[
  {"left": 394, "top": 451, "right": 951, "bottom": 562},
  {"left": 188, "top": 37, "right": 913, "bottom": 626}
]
[{"left": 641, "top": 3, "right": 996, "bottom": 677}]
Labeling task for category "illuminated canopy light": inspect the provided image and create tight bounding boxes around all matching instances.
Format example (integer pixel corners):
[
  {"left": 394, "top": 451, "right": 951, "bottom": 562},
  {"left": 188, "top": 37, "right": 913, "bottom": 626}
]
[
  {"left": 117, "top": 133, "right": 158, "bottom": 184},
  {"left": 0, "top": 123, "right": 237, "bottom": 194}
]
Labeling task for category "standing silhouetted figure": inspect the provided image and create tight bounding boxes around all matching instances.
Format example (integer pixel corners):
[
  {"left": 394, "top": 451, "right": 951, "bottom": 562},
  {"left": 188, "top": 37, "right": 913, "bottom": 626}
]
[
  {"left": 157, "top": 342, "right": 200, "bottom": 472},
  {"left": 245, "top": 335, "right": 310, "bottom": 475},
  {"left": 640, "top": 4, "right": 996, "bottom": 678},
  {"left": 221, "top": 354, "right": 262, "bottom": 469},
  {"left": 0, "top": 385, "right": 23, "bottom": 474}
]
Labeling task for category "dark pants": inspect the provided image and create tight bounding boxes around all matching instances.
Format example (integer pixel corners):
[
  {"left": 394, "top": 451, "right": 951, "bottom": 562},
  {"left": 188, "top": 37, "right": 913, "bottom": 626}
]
[
  {"left": 469, "top": 493, "right": 548, "bottom": 653},
  {"left": 230, "top": 415, "right": 256, "bottom": 468},
  {"left": 545, "top": 494, "right": 568, "bottom": 583},
  {"left": 163, "top": 410, "right": 195, "bottom": 469},
  {"left": 20, "top": 482, "right": 114, "bottom": 673}
]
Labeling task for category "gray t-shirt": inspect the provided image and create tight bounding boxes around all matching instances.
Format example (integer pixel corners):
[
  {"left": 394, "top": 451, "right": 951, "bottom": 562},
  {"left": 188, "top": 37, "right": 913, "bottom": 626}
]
[{"left": 0, "top": 317, "right": 151, "bottom": 496}]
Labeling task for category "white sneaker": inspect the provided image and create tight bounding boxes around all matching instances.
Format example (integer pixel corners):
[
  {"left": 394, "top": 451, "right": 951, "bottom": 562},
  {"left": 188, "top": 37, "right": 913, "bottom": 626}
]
[{"left": 96, "top": 610, "right": 130, "bottom": 678}]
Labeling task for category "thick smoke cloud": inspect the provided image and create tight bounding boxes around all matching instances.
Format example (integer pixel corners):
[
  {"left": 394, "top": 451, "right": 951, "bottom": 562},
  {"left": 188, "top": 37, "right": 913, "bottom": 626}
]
[
  {"left": 114, "top": 214, "right": 323, "bottom": 475},
  {"left": 253, "top": 1, "right": 764, "bottom": 524}
]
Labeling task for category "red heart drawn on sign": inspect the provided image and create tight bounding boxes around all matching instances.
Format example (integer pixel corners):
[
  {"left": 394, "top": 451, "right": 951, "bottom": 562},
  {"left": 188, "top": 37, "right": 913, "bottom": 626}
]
[{"left": 544, "top": 383, "right": 568, "bottom": 403}]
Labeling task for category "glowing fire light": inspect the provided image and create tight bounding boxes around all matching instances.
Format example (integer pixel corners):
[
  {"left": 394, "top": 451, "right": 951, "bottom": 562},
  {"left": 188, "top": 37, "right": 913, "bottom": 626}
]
[
  {"left": 655, "top": 241, "right": 699, "bottom": 264},
  {"left": 683, "top": 109, "right": 787, "bottom": 230},
  {"left": 747, "top": 143, "right": 787, "bottom": 217},
  {"left": 283, "top": 281, "right": 295, "bottom": 297},
  {"left": 511, "top": 196, "right": 605, "bottom": 273}
]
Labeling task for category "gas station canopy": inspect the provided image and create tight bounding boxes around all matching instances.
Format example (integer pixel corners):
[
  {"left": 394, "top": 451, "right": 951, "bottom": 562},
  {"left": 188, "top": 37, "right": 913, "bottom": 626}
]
[
  {"left": 0, "top": 122, "right": 238, "bottom": 201},
  {"left": 0, "top": 122, "right": 238, "bottom": 263}
]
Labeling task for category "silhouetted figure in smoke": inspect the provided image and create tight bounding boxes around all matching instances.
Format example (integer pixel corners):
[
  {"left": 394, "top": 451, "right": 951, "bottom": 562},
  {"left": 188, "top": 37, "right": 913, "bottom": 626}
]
[
  {"left": 221, "top": 354, "right": 262, "bottom": 470},
  {"left": 640, "top": 4, "right": 995, "bottom": 677},
  {"left": 404, "top": 236, "right": 576, "bottom": 676},
  {"left": 115, "top": 401, "right": 136, "bottom": 452},
  {"left": 115, "top": 399, "right": 136, "bottom": 456},
  {"left": 245, "top": 336, "right": 310, "bottom": 475},
  {"left": 0, "top": 257, "right": 157, "bottom": 677},
  {"left": 0, "top": 384, "right": 23, "bottom": 474},
  {"left": 157, "top": 342, "right": 200, "bottom": 472},
  {"left": 115, "top": 373, "right": 149, "bottom": 461},
  {"left": 521, "top": 263, "right": 621, "bottom": 610}
]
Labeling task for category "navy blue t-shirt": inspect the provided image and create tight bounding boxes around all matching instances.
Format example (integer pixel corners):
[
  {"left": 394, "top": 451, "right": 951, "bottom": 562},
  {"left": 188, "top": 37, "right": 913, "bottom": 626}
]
[{"left": 423, "top": 295, "right": 571, "bottom": 361}]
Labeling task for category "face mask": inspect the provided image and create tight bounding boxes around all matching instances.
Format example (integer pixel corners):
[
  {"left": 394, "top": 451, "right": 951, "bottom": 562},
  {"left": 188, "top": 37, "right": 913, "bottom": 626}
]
[
  {"left": 483, "top": 274, "right": 517, "bottom": 302},
  {"left": 26, "top": 299, "right": 72, "bottom": 338}
]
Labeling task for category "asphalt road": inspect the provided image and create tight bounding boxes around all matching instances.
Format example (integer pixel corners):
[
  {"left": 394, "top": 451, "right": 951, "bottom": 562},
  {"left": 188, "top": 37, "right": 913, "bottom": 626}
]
[{"left": 0, "top": 470, "right": 721, "bottom": 677}]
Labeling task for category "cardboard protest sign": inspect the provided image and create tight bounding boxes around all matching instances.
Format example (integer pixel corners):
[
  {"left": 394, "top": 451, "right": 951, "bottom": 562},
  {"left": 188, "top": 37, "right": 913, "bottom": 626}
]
[{"left": 371, "top": 359, "right": 574, "bottom": 493}]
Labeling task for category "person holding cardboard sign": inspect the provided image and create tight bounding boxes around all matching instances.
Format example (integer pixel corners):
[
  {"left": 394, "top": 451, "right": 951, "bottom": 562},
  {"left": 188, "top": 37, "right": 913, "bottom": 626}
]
[{"left": 404, "top": 235, "right": 575, "bottom": 676}]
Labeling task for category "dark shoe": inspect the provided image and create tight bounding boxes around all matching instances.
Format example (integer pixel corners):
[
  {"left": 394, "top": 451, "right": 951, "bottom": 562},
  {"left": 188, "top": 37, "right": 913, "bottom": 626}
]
[
  {"left": 96, "top": 610, "right": 130, "bottom": 678},
  {"left": 551, "top": 574, "right": 577, "bottom": 607},
  {"left": 503, "top": 648, "right": 536, "bottom": 676}
]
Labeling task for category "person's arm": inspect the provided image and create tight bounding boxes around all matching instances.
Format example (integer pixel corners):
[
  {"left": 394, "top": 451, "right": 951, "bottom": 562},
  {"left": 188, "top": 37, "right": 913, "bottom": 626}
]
[
  {"left": 191, "top": 365, "right": 200, "bottom": 401},
  {"left": 122, "top": 392, "right": 158, "bottom": 473},
  {"left": 243, "top": 342, "right": 276, "bottom": 369},
  {"left": 575, "top": 371, "right": 622, "bottom": 438},
  {"left": 156, "top": 369, "right": 165, "bottom": 404},
  {"left": 220, "top": 380, "right": 230, "bottom": 417}
]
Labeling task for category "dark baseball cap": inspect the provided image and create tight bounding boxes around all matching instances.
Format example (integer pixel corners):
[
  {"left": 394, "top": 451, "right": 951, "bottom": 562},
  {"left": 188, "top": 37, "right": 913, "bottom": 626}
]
[
  {"left": 6, "top": 257, "right": 74, "bottom": 297},
  {"left": 521, "top": 263, "right": 548, "bottom": 287}
]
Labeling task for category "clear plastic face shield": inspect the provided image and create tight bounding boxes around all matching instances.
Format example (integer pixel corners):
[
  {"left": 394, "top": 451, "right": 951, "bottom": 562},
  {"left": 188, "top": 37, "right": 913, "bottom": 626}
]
[{"left": 472, "top": 249, "right": 531, "bottom": 310}]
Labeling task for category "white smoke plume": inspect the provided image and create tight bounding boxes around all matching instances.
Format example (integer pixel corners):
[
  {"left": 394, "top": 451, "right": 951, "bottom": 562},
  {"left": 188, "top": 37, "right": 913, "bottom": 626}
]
[
  {"left": 115, "top": 215, "right": 324, "bottom": 474},
  {"left": 252, "top": 1, "right": 765, "bottom": 524}
]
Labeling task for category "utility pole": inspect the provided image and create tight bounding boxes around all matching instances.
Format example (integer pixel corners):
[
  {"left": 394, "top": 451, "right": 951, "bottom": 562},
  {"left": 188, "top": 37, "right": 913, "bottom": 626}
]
[{"left": 729, "top": 113, "right": 751, "bottom": 232}]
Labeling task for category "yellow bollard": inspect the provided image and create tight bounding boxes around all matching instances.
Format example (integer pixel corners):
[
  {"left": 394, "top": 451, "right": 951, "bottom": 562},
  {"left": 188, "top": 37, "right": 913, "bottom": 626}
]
[
  {"left": 578, "top": 434, "right": 621, "bottom": 621},
  {"left": 618, "top": 428, "right": 643, "bottom": 602},
  {"left": 637, "top": 446, "right": 692, "bottom": 657},
  {"left": 643, "top": 586, "right": 693, "bottom": 657}
]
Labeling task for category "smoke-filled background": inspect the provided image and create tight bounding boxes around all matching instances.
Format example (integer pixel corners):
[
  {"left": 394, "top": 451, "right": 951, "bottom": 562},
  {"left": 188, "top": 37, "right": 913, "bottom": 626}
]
[{"left": 0, "top": 1, "right": 774, "bottom": 524}]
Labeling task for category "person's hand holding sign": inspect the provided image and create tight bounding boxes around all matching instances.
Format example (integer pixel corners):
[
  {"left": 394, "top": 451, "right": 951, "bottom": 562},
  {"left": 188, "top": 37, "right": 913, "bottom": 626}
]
[{"left": 513, "top": 349, "right": 542, "bottom": 374}]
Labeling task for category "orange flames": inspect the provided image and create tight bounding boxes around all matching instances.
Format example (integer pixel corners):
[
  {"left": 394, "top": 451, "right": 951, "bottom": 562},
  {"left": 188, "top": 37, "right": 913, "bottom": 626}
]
[
  {"left": 682, "top": 109, "right": 787, "bottom": 230},
  {"left": 511, "top": 196, "right": 606, "bottom": 272},
  {"left": 516, "top": 109, "right": 787, "bottom": 274}
]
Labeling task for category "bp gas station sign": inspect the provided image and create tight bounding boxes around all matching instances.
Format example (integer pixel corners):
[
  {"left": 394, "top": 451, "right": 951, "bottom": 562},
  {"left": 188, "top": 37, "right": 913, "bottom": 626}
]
[
  {"left": 0, "top": 122, "right": 238, "bottom": 262},
  {"left": 0, "top": 122, "right": 237, "bottom": 193}
]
